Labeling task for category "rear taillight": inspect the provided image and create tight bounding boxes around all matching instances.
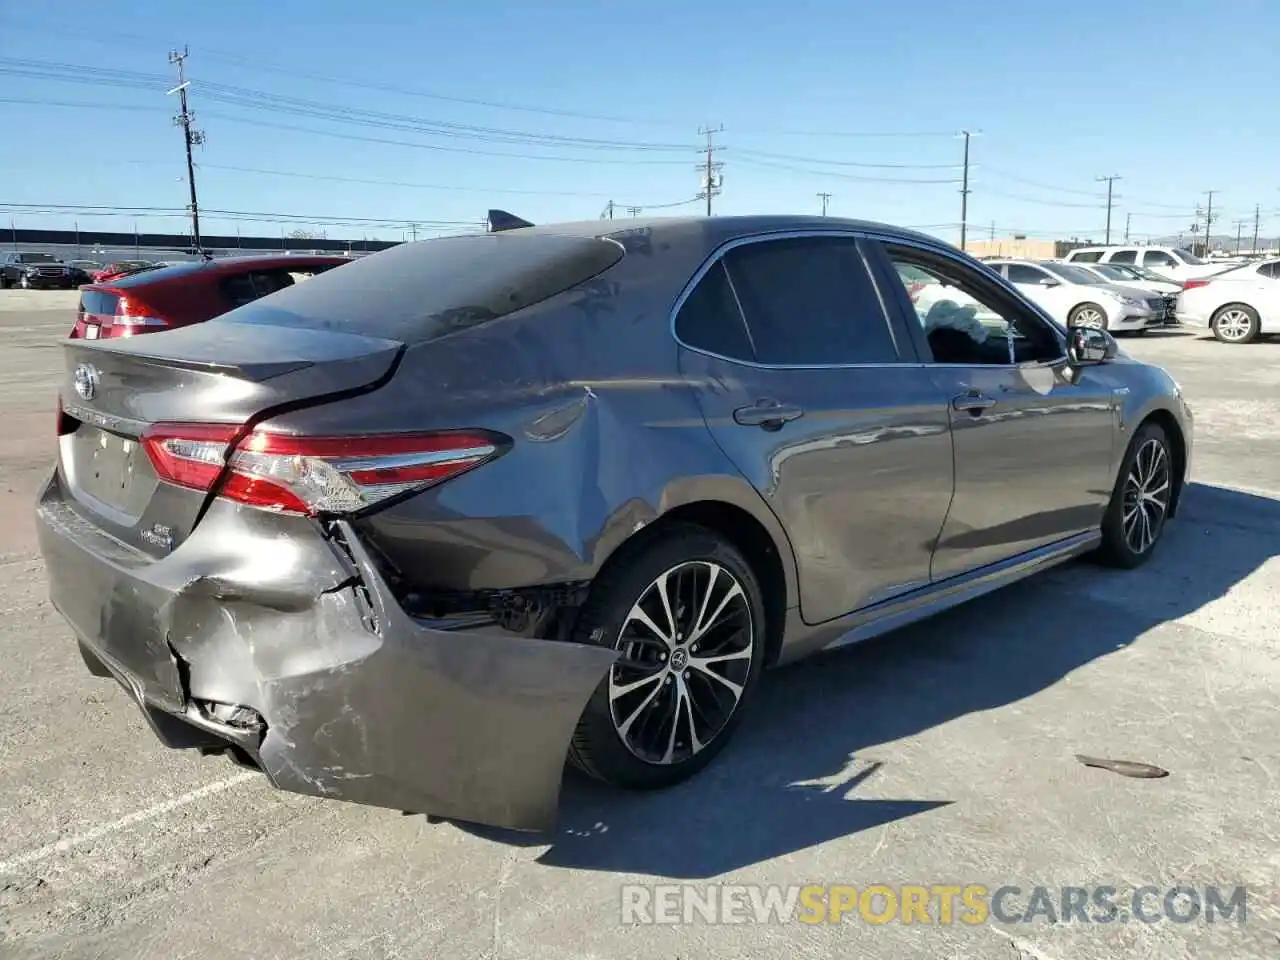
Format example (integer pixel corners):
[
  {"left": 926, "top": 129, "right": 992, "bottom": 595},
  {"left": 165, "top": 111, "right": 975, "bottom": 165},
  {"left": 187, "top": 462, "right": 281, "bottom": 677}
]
[
  {"left": 112, "top": 295, "right": 169, "bottom": 336},
  {"left": 141, "top": 424, "right": 504, "bottom": 516},
  {"left": 1181, "top": 279, "right": 1211, "bottom": 291}
]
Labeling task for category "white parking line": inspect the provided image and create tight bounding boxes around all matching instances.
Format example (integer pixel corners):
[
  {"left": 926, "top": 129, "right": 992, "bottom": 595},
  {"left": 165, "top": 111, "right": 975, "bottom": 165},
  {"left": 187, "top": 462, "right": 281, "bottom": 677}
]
[{"left": 0, "top": 771, "right": 258, "bottom": 874}]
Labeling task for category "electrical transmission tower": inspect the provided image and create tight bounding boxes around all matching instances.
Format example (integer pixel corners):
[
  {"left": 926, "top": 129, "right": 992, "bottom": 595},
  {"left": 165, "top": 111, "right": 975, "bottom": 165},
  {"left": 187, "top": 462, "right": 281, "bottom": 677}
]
[
  {"left": 817, "top": 192, "right": 832, "bottom": 216},
  {"left": 167, "top": 47, "right": 205, "bottom": 254},
  {"left": 1097, "top": 175, "right": 1121, "bottom": 244},
  {"left": 696, "top": 125, "right": 724, "bottom": 216}
]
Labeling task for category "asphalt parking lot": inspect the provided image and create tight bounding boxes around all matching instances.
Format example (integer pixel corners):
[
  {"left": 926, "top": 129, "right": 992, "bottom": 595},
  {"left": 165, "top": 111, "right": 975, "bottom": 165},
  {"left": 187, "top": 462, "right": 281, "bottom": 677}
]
[{"left": 1, "top": 291, "right": 1277, "bottom": 960}]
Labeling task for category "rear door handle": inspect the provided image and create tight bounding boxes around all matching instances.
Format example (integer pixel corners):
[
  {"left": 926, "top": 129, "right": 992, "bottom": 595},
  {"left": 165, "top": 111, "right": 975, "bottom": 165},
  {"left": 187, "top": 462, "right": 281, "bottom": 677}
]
[
  {"left": 952, "top": 391, "right": 997, "bottom": 414},
  {"left": 733, "top": 399, "right": 805, "bottom": 429}
]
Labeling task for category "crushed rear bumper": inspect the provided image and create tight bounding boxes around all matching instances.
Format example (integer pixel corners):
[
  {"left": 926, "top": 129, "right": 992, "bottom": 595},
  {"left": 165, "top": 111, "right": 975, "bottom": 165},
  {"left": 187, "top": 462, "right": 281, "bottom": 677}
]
[{"left": 35, "top": 474, "right": 618, "bottom": 832}]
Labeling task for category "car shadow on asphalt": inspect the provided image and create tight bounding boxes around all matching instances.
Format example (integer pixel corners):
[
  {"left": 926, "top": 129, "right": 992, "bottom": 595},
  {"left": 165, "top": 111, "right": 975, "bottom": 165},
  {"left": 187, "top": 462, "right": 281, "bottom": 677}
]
[{"left": 450, "top": 481, "right": 1279, "bottom": 878}]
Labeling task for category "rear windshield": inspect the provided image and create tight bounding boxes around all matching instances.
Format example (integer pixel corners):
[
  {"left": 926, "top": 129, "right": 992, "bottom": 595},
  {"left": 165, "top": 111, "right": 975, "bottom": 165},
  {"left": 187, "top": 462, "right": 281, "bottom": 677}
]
[{"left": 214, "top": 232, "right": 625, "bottom": 342}]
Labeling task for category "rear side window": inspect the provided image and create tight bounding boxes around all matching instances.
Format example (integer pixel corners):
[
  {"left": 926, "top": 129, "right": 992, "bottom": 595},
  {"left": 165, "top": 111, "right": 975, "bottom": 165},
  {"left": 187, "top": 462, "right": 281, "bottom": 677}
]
[
  {"left": 220, "top": 269, "right": 302, "bottom": 308},
  {"left": 218, "top": 233, "right": 624, "bottom": 343},
  {"left": 1069, "top": 250, "right": 1103, "bottom": 262},
  {"left": 1108, "top": 250, "right": 1137, "bottom": 264},
  {"left": 674, "top": 260, "right": 754, "bottom": 360},
  {"left": 720, "top": 237, "right": 898, "bottom": 365},
  {"left": 1006, "top": 264, "right": 1050, "bottom": 284},
  {"left": 1259, "top": 262, "right": 1280, "bottom": 279}
]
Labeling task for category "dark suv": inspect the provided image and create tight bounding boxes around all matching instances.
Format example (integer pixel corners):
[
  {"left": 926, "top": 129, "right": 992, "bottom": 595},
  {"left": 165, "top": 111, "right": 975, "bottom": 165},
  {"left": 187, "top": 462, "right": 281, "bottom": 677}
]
[{"left": 0, "top": 252, "right": 77, "bottom": 289}]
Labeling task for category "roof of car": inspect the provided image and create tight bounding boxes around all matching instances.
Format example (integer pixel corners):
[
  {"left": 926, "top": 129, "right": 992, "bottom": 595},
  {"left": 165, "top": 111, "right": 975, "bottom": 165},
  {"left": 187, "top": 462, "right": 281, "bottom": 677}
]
[{"left": 495, "top": 213, "right": 951, "bottom": 250}]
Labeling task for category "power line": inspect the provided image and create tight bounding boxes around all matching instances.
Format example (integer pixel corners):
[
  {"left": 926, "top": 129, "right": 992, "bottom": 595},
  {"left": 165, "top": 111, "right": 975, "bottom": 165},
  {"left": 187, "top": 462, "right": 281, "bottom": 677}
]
[
  {"left": 734, "top": 156, "right": 960, "bottom": 184},
  {"left": 197, "top": 163, "right": 619, "bottom": 198},
  {"left": 733, "top": 148, "right": 959, "bottom": 170}
]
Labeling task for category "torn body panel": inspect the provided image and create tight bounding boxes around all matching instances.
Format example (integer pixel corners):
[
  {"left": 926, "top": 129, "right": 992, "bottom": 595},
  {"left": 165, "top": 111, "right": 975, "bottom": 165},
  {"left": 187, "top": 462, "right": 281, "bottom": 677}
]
[{"left": 37, "top": 472, "right": 618, "bottom": 832}]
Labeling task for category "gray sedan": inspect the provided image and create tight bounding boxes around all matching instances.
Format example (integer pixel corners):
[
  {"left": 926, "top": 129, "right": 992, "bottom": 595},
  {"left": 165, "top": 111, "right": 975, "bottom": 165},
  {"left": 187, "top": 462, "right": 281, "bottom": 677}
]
[{"left": 36, "top": 215, "right": 1193, "bottom": 832}]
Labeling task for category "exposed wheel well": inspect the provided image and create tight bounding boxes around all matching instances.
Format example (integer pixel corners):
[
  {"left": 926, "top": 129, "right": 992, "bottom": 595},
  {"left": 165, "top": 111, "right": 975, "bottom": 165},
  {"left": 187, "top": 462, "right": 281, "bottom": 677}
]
[
  {"left": 599, "top": 501, "right": 790, "bottom": 667},
  {"left": 1138, "top": 409, "right": 1188, "bottom": 517}
]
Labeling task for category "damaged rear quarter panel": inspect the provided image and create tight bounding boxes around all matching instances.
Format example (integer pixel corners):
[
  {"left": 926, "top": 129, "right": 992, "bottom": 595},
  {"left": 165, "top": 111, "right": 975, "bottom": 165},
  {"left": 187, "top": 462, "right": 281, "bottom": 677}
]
[{"left": 260, "top": 221, "right": 800, "bottom": 598}]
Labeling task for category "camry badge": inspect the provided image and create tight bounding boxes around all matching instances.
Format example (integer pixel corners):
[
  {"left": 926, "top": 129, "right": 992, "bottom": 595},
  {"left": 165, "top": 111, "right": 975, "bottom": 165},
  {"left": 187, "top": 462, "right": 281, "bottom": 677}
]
[{"left": 73, "top": 363, "right": 100, "bottom": 401}]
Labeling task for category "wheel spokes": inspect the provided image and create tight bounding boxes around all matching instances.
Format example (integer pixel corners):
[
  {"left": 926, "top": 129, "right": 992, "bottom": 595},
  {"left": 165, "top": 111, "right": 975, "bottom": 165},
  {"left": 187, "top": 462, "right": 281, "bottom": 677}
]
[
  {"left": 607, "top": 559, "right": 754, "bottom": 765},
  {"left": 1122, "top": 438, "right": 1171, "bottom": 555}
]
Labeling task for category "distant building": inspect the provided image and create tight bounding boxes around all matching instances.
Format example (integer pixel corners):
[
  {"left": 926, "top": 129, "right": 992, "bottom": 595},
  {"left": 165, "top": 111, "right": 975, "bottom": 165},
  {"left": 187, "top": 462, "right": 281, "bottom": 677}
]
[{"left": 964, "top": 236, "right": 1081, "bottom": 260}]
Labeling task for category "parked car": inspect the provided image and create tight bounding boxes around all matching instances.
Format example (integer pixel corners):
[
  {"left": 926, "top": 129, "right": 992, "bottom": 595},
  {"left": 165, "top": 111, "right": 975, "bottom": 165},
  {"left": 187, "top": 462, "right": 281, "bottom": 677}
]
[
  {"left": 986, "top": 259, "right": 1170, "bottom": 331},
  {"left": 66, "top": 260, "right": 104, "bottom": 285},
  {"left": 91, "top": 260, "right": 156, "bottom": 283},
  {"left": 39, "top": 215, "right": 1192, "bottom": 832},
  {"left": 71, "top": 254, "right": 350, "bottom": 339},
  {"left": 1072, "top": 262, "right": 1183, "bottom": 295},
  {"left": 0, "top": 252, "right": 79, "bottom": 289},
  {"left": 1175, "top": 257, "right": 1280, "bottom": 343},
  {"left": 1063, "top": 245, "right": 1227, "bottom": 282}
]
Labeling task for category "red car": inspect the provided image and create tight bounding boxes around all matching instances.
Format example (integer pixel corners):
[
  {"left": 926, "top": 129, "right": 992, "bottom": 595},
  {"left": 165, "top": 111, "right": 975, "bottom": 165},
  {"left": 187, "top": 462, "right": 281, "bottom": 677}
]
[
  {"left": 71, "top": 255, "right": 351, "bottom": 339},
  {"left": 90, "top": 260, "right": 157, "bottom": 283}
]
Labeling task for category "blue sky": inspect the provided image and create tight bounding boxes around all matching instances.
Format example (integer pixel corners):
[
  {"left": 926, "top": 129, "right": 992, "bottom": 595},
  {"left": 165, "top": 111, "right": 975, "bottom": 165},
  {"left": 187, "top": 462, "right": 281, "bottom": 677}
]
[{"left": 2, "top": 0, "right": 1278, "bottom": 245}]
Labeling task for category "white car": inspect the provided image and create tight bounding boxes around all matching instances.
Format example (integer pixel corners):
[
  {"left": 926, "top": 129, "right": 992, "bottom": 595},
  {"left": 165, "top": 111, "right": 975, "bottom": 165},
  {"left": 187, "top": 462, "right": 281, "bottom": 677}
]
[
  {"left": 987, "top": 259, "right": 1168, "bottom": 333},
  {"left": 1072, "top": 262, "right": 1183, "bottom": 296},
  {"left": 1176, "top": 258, "right": 1280, "bottom": 344},
  {"left": 1064, "top": 245, "right": 1227, "bottom": 282}
]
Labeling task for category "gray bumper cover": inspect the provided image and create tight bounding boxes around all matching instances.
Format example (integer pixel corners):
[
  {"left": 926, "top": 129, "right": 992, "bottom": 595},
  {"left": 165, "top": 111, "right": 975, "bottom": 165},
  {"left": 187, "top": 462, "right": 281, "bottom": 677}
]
[{"left": 36, "top": 476, "right": 619, "bottom": 833}]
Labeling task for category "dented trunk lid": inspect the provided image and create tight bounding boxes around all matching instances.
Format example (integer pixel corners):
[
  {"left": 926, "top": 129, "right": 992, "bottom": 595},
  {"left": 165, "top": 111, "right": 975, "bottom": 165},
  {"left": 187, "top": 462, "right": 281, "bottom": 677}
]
[{"left": 57, "top": 320, "right": 403, "bottom": 557}]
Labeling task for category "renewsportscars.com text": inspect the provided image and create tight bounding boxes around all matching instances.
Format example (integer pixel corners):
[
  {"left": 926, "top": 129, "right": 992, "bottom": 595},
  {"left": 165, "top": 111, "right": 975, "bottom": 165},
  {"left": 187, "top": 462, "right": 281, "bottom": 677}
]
[{"left": 620, "top": 884, "right": 1248, "bottom": 926}]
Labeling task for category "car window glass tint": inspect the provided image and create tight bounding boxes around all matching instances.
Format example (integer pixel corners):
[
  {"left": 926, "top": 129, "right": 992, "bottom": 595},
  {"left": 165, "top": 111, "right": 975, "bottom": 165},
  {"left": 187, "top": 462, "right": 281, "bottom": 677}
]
[
  {"left": 1006, "top": 264, "right": 1049, "bottom": 284},
  {"left": 1071, "top": 251, "right": 1103, "bottom": 262},
  {"left": 675, "top": 260, "right": 754, "bottom": 360},
  {"left": 1259, "top": 262, "right": 1280, "bottom": 279},
  {"left": 1109, "top": 250, "right": 1137, "bottom": 264},
  {"left": 722, "top": 237, "right": 897, "bottom": 365},
  {"left": 1145, "top": 252, "right": 1176, "bottom": 266}
]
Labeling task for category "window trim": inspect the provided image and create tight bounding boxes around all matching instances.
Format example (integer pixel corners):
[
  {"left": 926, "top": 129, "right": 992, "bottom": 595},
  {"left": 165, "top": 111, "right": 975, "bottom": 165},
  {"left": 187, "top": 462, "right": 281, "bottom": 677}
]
[
  {"left": 864, "top": 237, "right": 1069, "bottom": 369},
  {"left": 668, "top": 229, "right": 915, "bottom": 370}
]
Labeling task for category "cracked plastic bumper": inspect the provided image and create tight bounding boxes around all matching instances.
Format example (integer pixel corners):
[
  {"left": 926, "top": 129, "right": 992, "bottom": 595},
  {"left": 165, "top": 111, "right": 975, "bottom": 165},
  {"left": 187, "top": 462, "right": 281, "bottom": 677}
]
[{"left": 36, "top": 475, "right": 618, "bottom": 833}]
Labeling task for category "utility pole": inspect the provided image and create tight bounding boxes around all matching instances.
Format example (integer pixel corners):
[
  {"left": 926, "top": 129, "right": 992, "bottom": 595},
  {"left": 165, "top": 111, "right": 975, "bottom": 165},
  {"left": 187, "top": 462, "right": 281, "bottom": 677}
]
[
  {"left": 409, "top": 223, "right": 419, "bottom": 241},
  {"left": 1097, "top": 175, "right": 1121, "bottom": 244},
  {"left": 1253, "top": 203, "right": 1260, "bottom": 254},
  {"left": 603, "top": 200, "right": 615, "bottom": 220},
  {"left": 817, "top": 192, "right": 831, "bottom": 216},
  {"left": 958, "top": 130, "right": 975, "bottom": 251},
  {"left": 1124, "top": 212, "right": 1132, "bottom": 242},
  {"left": 167, "top": 47, "right": 205, "bottom": 254},
  {"left": 990, "top": 221, "right": 995, "bottom": 240},
  {"left": 696, "top": 125, "right": 724, "bottom": 217},
  {"left": 1233, "top": 219, "right": 1247, "bottom": 254},
  {"left": 1202, "top": 190, "right": 1217, "bottom": 257},
  {"left": 626, "top": 206, "right": 642, "bottom": 217}
]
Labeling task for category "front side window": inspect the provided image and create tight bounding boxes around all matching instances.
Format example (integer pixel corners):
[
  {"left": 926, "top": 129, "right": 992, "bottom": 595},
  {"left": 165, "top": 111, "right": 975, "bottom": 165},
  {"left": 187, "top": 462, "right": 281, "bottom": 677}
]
[
  {"left": 880, "top": 244, "right": 1063, "bottom": 366},
  {"left": 1144, "top": 251, "right": 1178, "bottom": 268},
  {"left": 1258, "top": 261, "right": 1280, "bottom": 280},
  {"left": 1108, "top": 250, "right": 1137, "bottom": 264},
  {"left": 1174, "top": 248, "right": 1205, "bottom": 265},
  {"left": 719, "top": 236, "right": 899, "bottom": 365}
]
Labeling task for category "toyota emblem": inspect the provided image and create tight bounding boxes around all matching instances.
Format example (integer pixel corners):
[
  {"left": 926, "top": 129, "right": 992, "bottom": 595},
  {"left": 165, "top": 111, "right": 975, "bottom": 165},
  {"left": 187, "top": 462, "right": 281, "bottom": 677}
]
[{"left": 73, "top": 363, "right": 99, "bottom": 401}]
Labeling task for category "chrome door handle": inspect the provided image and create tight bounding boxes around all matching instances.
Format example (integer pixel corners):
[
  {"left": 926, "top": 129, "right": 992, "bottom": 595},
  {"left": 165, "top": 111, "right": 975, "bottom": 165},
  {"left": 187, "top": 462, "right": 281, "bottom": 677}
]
[
  {"left": 733, "top": 399, "right": 805, "bottom": 429},
  {"left": 952, "top": 392, "right": 996, "bottom": 414}
]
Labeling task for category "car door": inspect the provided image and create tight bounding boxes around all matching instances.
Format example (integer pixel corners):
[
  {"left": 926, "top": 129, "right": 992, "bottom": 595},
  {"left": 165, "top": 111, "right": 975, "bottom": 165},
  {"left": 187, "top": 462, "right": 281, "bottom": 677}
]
[
  {"left": 674, "top": 232, "right": 955, "bottom": 624},
  {"left": 1002, "top": 262, "right": 1074, "bottom": 323},
  {"left": 868, "top": 239, "right": 1119, "bottom": 578}
]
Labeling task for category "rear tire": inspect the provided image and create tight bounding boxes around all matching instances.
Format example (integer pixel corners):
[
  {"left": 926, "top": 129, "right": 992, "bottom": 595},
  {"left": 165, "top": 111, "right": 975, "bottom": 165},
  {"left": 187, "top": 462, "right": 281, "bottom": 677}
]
[
  {"left": 568, "top": 524, "right": 767, "bottom": 790},
  {"left": 1210, "top": 304, "right": 1260, "bottom": 344},
  {"left": 1069, "top": 302, "right": 1108, "bottom": 330},
  {"left": 1093, "top": 421, "right": 1174, "bottom": 569}
]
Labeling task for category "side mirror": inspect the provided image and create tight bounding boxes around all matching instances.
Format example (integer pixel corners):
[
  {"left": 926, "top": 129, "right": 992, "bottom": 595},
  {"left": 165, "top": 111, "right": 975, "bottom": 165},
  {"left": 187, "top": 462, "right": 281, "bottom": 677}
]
[
  {"left": 1039, "top": 277, "right": 1061, "bottom": 287},
  {"left": 1068, "top": 326, "right": 1118, "bottom": 365}
]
